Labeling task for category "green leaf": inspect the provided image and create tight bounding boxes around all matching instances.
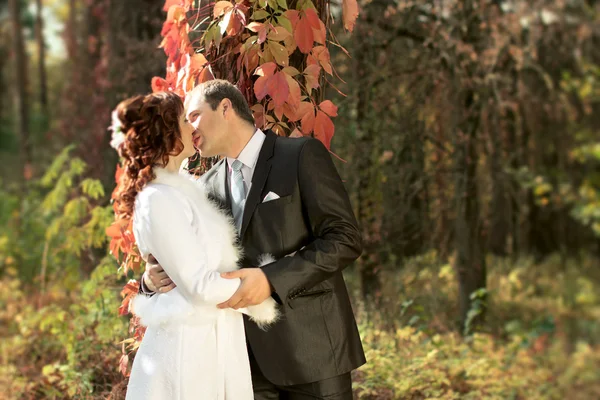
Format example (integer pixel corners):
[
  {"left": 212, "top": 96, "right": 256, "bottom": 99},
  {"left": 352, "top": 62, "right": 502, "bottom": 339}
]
[
  {"left": 277, "top": 15, "right": 293, "bottom": 33},
  {"left": 282, "top": 66, "right": 301, "bottom": 76},
  {"left": 253, "top": 10, "right": 270, "bottom": 20},
  {"left": 80, "top": 179, "right": 105, "bottom": 200},
  {"left": 69, "top": 158, "right": 86, "bottom": 176},
  {"left": 276, "top": 0, "right": 287, "bottom": 10},
  {"left": 203, "top": 25, "right": 215, "bottom": 49},
  {"left": 40, "top": 145, "right": 75, "bottom": 187}
]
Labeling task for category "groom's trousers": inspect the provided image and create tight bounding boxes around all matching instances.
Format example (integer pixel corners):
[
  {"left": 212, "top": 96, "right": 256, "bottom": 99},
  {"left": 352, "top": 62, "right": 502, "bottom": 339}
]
[{"left": 249, "top": 348, "right": 353, "bottom": 400}]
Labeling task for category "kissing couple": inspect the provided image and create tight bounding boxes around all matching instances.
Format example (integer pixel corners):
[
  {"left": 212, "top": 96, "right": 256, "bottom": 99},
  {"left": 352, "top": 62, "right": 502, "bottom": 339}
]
[{"left": 112, "top": 79, "right": 366, "bottom": 399}]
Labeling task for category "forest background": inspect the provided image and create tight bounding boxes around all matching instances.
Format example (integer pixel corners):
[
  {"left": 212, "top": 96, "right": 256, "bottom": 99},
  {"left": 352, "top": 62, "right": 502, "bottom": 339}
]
[{"left": 1, "top": 0, "right": 600, "bottom": 398}]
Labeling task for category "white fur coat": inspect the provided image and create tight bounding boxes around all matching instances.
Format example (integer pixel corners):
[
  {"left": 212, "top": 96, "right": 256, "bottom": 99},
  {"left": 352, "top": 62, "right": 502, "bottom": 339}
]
[
  {"left": 125, "top": 167, "right": 278, "bottom": 400},
  {"left": 130, "top": 167, "right": 279, "bottom": 328}
]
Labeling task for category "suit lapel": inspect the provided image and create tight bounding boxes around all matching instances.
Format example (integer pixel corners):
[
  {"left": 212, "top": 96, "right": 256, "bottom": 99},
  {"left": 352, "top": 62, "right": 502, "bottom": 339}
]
[{"left": 240, "top": 131, "right": 276, "bottom": 239}]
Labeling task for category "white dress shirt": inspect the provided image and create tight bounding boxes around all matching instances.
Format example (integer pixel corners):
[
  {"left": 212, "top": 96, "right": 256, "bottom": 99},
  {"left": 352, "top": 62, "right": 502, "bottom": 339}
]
[{"left": 226, "top": 129, "right": 266, "bottom": 199}]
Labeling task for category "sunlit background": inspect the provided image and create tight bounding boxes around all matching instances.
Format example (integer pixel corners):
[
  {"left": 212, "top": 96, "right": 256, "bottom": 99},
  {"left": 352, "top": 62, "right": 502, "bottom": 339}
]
[{"left": 1, "top": 0, "right": 600, "bottom": 398}]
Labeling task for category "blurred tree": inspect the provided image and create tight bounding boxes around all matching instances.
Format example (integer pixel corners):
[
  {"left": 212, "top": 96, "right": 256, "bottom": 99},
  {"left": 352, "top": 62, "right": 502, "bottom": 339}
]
[
  {"left": 34, "top": 0, "right": 48, "bottom": 123},
  {"left": 8, "top": 0, "right": 31, "bottom": 182}
]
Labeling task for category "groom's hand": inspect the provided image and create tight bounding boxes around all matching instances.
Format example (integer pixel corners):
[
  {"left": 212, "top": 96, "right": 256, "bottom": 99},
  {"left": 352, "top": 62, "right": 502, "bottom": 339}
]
[
  {"left": 144, "top": 254, "right": 176, "bottom": 293},
  {"left": 217, "top": 268, "right": 272, "bottom": 309}
]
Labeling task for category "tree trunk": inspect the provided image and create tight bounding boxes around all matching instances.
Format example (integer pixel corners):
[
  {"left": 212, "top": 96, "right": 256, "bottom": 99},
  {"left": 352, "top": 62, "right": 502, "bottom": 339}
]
[
  {"left": 454, "top": 94, "right": 487, "bottom": 332},
  {"left": 8, "top": 0, "right": 31, "bottom": 181},
  {"left": 35, "top": 0, "right": 49, "bottom": 121},
  {"left": 353, "top": 20, "right": 383, "bottom": 306},
  {"left": 488, "top": 108, "right": 509, "bottom": 255},
  {"left": 451, "top": 0, "right": 488, "bottom": 334}
]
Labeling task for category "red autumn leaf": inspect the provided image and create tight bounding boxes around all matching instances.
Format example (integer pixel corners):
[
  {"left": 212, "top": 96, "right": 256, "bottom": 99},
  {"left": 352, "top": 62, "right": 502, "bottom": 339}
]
[
  {"left": 119, "top": 280, "right": 139, "bottom": 313},
  {"left": 163, "top": 0, "right": 181, "bottom": 11},
  {"left": 112, "top": 165, "right": 124, "bottom": 199},
  {"left": 298, "top": 102, "right": 316, "bottom": 133},
  {"left": 247, "top": 22, "right": 268, "bottom": 43},
  {"left": 290, "top": 127, "right": 303, "bottom": 137},
  {"left": 294, "top": 16, "right": 314, "bottom": 54},
  {"left": 251, "top": 103, "right": 266, "bottom": 128},
  {"left": 284, "top": 10, "right": 299, "bottom": 28},
  {"left": 309, "top": 46, "right": 332, "bottom": 75},
  {"left": 167, "top": 5, "right": 186, "bottom": 23},
  {"left": 119, "top": 354, "right": 130, "bottom": 377},
  {"left": 161, "top": 34, "right": 179, "bottom": 59},
  {"left": 342, "top": 0, "right": 359, "bottom": 32},
  {"left": 244, "top": 46, "right": 260, "bottom": 73},
  {"left": 254, "top": 68, "right": 286, "bottom": 103},
  {"left": 254, "top": 76, "right": 269, "bottom": 100},
  {"left": 283, "top": 73, "right": 301, "bottom": 107},
  {"left": 282, "top": 102, "right": 298, "bottom": 121},
  {"left": 190, "top": 53, "right": 208, "bottom": 70},
  {"left": 313, "top": 20, "right": 326, "bottom": 45},
  {"left": 121, "top": 280, "right": 140, "bottom": 296},
  {"left": 213, "top": 1, "right": 233, "bottom": 18},
  {"left": 314, "top": 110, "right": 335, "bottom": 149},
  {"left": 274, "top": 103, "right": 284, "bottom": 121},
  {"left": 255, "top": 61, "right": 277, "bottom": 77},
  {"left": 304, "top": 64, "right": 321, "bottom": 92},
  {"left": 270, "top": 71, "right": 289, "bottom": 107},
  {"left": 319, "top": 100, "right": 338, "bottom": 117},
  {"left": 304, "top": 8, "right": 321, "bottom": 30},
  {"left": 198, "top": 65, "right": 214, "bottom": 83},
  {"left": 119, "top": 300, "right": 131, "bottom": 316},
  {"left": 228, "top": 8, "right": 247, "bottom": 36},
  {"left": 246, "top": 22, "right": 264, "bottom": 32},
  {"left": 272, "top": 123, "right": 287, "bottom": 136},
  {"left": 161, "top": 21, "right": 173, "bottom": 36},
  {"left": 106, "top": 221, "right": 124, "bottom": 239},
  {"left": 220, "top": 8, "right": 245, "bottom": 36}
]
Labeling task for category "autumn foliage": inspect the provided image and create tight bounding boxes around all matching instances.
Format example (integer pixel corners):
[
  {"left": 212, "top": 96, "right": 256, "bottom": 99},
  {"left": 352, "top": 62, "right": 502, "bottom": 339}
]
[
  {"left": 152, "top": 0, "right": 357, "bottom": 146},
  {"left": 107, "top": 0, "right": 359, "bottom": 375}
]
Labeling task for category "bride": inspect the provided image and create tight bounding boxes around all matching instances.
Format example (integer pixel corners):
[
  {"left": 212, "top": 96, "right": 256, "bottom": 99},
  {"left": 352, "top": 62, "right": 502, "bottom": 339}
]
[{"left": 111, "top": 91, "right": 279, "bottom": 399}]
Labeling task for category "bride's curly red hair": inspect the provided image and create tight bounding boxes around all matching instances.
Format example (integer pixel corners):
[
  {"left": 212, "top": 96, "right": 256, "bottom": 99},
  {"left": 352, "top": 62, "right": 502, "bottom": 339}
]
[{"left": 113, "top": 91, "right": 185, "bottom": 221}]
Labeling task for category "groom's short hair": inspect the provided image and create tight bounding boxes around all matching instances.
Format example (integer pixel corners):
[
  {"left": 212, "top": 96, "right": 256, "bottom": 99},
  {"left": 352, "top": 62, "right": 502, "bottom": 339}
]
[{"left": 189, "top": 79, "right": 255, "bottom": 126}]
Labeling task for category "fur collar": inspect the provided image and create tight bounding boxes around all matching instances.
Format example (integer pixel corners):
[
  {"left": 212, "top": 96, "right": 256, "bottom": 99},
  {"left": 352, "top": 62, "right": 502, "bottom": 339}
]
[{"left": 152, "top": 166, "right": 205, "bottom": 192}]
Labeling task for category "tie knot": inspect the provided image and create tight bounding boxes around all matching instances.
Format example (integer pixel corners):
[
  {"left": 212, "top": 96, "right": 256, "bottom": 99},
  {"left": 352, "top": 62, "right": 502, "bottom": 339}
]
[{"left": 231, "top": 159, "right": 243, "bottom": 172}]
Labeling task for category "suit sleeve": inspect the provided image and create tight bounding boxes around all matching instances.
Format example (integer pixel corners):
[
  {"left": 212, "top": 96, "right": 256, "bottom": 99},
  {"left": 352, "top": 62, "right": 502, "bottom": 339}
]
[
  {"left": 261, "top": 138, "right": 363, "bottom": 306},
  {"left": 137, "top": 189, "right": 241, "bottom": 305}
]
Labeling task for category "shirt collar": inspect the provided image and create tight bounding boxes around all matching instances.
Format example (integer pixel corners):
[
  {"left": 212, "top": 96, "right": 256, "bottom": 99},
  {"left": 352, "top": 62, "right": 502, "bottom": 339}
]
[{"left": 227, "top": 129, "right": 266, "bottom": 171}]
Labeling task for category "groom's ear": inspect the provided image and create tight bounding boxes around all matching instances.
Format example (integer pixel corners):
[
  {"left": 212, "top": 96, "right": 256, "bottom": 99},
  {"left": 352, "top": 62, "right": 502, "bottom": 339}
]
[{"left": 221, "top": 98, "right": 233, "bottom": 117}]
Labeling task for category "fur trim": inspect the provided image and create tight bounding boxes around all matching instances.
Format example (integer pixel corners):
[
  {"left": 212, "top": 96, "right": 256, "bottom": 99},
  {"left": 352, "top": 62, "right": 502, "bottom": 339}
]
[
  {"left": 246, "top": 297, "right": 280, "bottom": 331},
  {"left": 131, "top": 291, "right": 199, "bottom": 327},
  {"left": 257, "top": 253, "right": 276, "bottom": 267},
  {"left": 244, "top": 253, "right": 281, "bottom": 331}
]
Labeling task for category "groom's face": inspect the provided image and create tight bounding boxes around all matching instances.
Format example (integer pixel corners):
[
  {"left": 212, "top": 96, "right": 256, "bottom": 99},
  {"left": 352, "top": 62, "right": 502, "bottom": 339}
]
[{"left": 186, "top": 96, "right": 227, "bottom": 158}]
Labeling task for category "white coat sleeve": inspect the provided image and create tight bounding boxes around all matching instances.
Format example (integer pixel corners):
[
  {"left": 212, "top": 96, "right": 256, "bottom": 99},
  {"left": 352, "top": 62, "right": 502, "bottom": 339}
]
[{"left": 138, "top": 189, "right": 240, "bottom": 305}]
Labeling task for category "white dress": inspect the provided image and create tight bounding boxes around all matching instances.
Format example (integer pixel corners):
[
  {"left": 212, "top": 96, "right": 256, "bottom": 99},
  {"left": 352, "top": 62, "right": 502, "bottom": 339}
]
[{"left": 125, "top": 167, "right": 279, "bottom": 400}]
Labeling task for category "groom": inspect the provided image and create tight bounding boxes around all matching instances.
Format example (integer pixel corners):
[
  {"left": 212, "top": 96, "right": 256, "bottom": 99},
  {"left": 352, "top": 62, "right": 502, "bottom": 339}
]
[{"left": 143, "top": 79, "right": 365, "bottom": 399}]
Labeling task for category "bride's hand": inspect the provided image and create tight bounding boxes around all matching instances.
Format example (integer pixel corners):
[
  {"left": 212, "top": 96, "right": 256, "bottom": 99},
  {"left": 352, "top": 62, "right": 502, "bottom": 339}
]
[{"left": 145, "top": 254, "right": 177, "bottom": 293}]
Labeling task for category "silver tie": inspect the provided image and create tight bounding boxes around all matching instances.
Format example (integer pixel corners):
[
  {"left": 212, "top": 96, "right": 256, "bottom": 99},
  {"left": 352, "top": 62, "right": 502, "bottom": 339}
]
[{"left": 230, "top": 159, "right": 246, "bottom": 230}]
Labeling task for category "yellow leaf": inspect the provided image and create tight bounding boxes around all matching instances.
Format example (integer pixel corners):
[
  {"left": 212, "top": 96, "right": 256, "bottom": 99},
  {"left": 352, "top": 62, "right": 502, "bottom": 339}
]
[{"left": 268, "top": 40, "right": 289, "bottom": 66}]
